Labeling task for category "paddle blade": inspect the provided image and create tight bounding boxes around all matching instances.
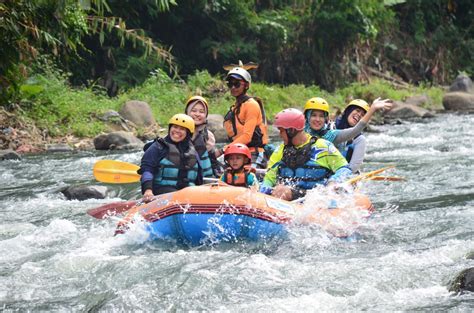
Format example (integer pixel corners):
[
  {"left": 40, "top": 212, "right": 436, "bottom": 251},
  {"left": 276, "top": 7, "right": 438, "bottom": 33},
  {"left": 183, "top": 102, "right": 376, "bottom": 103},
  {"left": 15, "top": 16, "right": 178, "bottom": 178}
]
[
  {"left": 93, "top": 160, "right": 141, "bottom": 184},
  {"left": 87, "top": 200, "right": 139, "bottom": 219},
  {"left": 345, "top": 166, "right": 395, "bottom": 185},
  {"left": 369, "top": 176, "right": 405, "bottom": 182}
]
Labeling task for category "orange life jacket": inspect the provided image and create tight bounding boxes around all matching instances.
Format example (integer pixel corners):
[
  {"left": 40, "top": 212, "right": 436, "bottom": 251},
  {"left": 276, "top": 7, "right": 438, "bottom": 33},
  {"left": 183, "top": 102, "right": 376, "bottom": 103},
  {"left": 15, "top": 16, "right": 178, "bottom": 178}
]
[{"left": 223, "top": 165, "right": 256, "bottom": 187}]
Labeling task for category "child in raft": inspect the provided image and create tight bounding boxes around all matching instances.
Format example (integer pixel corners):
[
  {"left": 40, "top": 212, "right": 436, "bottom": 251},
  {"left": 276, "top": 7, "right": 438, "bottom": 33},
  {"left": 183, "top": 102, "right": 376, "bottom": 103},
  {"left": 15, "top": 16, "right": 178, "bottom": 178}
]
[{"left": 220, "top": 143, "right": 259, "bottom": 190}]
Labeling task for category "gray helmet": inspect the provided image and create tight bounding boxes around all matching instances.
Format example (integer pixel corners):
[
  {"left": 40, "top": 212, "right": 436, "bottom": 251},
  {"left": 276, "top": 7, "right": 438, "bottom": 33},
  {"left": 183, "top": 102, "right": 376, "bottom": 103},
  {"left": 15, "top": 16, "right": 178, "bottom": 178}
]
[{"left": 226, "top": 67, "right": 251, "bottom": 83}]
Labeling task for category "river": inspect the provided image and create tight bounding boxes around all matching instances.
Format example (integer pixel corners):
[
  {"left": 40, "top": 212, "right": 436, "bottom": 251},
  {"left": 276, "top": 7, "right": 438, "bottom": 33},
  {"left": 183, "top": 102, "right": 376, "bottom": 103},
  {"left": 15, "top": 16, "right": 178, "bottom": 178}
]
[{"left": 1, "top": 113, "right": 473, "bottom": 311}]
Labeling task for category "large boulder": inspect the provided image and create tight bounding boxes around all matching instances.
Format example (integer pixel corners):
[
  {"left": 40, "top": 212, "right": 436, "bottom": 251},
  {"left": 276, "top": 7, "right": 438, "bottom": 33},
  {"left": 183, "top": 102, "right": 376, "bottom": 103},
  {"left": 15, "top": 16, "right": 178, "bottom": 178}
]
[
  {"left": 93, "top": 131, "right": 143, "bottom": 150},
  {"left": 61, "top": 185, "right": 108, "bottom": 201},
  {"left": 449, "top": 74, "right": 473, "bottom": 93},
  {"left": 385, "top": 101, "right": 435, "bottom": 119},
  {"left": 99, "top": 110, "right": 135, "bottom": 132},
  {"left": 119, "top": 101, "right": 156, "bottom": 127},
  {"left": 0, "top": 149, "right": 21, "bottom": 160},
  {"left": 405, "top": 94, "right": 432, "bottom": 107},
  {"left": 442, "top": 92, "right": 474, "bottom": 112},
  {"left": 207, "top": 114, "right": 228, "bottom": 143},
  {"left": 449, "top": 267, "right": 474, "bottom": 294}
]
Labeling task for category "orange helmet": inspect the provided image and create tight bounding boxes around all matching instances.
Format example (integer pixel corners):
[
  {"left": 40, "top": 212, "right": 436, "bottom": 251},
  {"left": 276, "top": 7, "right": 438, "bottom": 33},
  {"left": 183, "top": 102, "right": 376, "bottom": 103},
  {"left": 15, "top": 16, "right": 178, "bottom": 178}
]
[{"left": 224, "top": 143, "right": 251, "bottom": 162}]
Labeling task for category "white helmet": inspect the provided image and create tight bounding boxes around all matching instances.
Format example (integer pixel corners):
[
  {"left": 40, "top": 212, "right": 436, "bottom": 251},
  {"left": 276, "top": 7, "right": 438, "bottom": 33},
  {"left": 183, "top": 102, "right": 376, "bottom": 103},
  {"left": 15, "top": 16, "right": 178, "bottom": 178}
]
[{"left": 226, "top": 67, "right": 251, "bottom": 83}]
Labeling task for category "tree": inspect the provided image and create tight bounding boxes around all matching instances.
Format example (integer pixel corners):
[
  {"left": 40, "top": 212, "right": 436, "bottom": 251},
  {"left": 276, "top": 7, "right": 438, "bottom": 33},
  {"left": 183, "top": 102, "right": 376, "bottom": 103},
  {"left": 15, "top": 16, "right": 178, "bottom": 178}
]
[{"left": 0, "top": 0, "right": 175, "bottom": 106}]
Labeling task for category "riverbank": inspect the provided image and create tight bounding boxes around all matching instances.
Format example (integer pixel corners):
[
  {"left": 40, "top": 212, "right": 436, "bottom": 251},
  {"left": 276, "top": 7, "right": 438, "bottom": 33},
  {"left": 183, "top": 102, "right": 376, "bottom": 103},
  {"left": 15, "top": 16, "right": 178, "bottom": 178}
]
[{"left": 3, "top": 70, "right": 474, "bottom": 156}]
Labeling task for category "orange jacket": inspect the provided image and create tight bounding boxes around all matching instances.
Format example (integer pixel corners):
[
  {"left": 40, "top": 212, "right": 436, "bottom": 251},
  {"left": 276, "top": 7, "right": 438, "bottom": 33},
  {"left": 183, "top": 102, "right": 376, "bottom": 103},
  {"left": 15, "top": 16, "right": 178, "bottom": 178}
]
[{"left": 223, "top": 96, "right": 268, "bottom": 148}]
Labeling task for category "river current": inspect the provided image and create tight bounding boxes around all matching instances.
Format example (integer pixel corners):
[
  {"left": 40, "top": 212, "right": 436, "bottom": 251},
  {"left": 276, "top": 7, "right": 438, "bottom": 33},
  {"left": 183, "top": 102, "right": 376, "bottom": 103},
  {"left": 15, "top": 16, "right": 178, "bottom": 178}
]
[{"left": 1, "top": 113, "right": 473, "bottom": 311}]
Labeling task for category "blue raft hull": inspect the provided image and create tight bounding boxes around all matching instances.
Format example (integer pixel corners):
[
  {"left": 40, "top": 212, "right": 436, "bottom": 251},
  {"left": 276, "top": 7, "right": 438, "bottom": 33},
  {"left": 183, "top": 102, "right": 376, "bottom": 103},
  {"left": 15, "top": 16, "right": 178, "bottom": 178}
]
[{"left": 146, "top": 213, "right": 287, "bottom": 246}]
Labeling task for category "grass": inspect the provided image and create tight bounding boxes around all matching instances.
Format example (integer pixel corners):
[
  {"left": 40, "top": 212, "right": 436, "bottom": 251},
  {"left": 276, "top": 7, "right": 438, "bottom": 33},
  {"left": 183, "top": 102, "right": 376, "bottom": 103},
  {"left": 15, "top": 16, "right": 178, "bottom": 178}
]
[{"left": 16, "top": 69, "right": 445, "bottom": 138}]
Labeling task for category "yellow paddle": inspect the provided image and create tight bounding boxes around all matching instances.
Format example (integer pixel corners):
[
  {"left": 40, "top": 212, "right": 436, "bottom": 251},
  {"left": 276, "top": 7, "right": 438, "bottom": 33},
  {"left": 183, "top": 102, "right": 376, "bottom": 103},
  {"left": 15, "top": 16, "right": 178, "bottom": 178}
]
[
  {"left": 93, "top": 159, "right": 267, "bottom": 184},
  {"left": 368, "top": 175, "right": 405, "bottom": 182},
  {"left": 344, "top": 166, "right": 395, "bottom": 185},
  {"left": 93, "top": 160, "right": 141, "bottom": 184}
]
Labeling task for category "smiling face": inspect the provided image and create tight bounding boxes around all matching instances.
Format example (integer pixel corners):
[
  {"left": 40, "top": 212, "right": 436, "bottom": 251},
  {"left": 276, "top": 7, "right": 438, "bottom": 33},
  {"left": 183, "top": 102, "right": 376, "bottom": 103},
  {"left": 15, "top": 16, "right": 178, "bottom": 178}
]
[
  {"left": 169, "top": 124, "right": 188, "bottom": 143},
  {"left": 347, "top": 107, "right": 366, "bottom": 127},
  {"left": 188, "top": 103, "right": 207, "bottom": 126},
  {"left": 226, "top": 154, "right": 246, "bottom": 170},
  {"left": 309, "top": 110, "right": 327, "bottom": 131}
]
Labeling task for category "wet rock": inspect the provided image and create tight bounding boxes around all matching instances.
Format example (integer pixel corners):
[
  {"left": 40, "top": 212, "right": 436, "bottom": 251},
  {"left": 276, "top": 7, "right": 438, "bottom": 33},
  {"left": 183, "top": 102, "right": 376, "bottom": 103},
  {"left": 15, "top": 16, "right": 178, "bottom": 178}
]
[
  {"left": 466, "top": 251, "right": 474, "bottom": 260},
  {"left": 449, "top": 267, "right": 474, "bottom": 293},
  {"left": 61, "top": 185, "right": 108, "bottom": 201},
  {"left": 0, "top": 149, "right": 21, "bottom": 160},
  {"left": 207, "top": 114, "right": 227, "bottom": 143},
  {"left": 449, "top": 74, "right": 473, "bottom": 93},
  {"left": 119, "top": 101, "right": 156, "bottom": 127},
  {"left": 442, "top": 92, "right": 474, "bottom": 112},
  {"left": 385, "top": 101, "right": 435, "bottom": 119},
  {"left": 46, "top": 143, "right": 74, "bottom": 153},
  {"left": 405, "top": 94, "right": 432, "bottom": 107},
  {"left": 93, "top": 131, "right": 143, "bottom": 150}
]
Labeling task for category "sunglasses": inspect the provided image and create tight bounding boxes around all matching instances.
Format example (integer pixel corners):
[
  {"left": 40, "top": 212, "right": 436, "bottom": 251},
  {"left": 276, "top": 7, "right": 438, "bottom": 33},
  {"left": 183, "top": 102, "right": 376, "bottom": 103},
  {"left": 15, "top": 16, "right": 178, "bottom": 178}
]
[{"left": 226, "top": 80, "right": 242, "bottom": 89}]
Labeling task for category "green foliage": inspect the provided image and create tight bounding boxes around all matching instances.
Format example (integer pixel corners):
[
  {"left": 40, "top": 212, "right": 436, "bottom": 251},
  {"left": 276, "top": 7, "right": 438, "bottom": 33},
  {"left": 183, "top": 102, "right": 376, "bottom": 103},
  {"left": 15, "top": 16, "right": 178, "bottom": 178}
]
[
  {"left": 18, "top": 64, "right": 116, "bottom": 137},
  {"left": 0, "top": 0, "right": 176, "bottom": 105},
  {"left": 14, "top": 68, "right": 444, "bottom": 138}
]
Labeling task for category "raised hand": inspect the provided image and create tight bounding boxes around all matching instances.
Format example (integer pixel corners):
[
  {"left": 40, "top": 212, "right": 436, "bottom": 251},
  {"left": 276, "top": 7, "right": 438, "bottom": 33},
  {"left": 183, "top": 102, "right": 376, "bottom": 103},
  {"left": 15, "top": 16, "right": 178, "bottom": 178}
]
[{"left": 371, "top": 97, "right": 393, "bottom": 112}]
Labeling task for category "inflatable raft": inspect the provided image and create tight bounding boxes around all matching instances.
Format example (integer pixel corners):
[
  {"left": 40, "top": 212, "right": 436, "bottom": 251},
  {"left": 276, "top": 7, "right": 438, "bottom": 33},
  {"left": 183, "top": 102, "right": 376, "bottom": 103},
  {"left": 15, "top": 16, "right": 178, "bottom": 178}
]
[{"left": 116, "top": 182, "right": 374, "bottom": 246}]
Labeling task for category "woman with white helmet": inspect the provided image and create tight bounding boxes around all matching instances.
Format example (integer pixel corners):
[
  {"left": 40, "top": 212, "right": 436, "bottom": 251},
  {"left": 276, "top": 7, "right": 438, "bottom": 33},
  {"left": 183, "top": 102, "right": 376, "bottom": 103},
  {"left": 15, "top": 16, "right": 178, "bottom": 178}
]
[
  {"left": 184, "top": 95, "right": 223, "bottom": 177},
  {"left": 220, "top": 64, "right": 269, "bottom": 169}
]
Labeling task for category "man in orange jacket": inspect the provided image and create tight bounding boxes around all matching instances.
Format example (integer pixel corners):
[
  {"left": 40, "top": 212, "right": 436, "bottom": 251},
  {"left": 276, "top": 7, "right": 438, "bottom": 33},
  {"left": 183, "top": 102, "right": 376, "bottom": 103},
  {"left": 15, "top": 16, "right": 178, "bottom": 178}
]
[{"left": 220, "top": 64, "right": 269, "bottom": 169}]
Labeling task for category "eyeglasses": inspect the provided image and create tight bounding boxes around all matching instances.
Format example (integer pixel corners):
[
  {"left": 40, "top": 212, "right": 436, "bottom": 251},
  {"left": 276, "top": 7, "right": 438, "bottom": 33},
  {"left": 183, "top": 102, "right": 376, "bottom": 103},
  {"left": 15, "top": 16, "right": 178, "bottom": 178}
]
[{"left": 226, "top": 80, "right": 242, "bottom": 89}]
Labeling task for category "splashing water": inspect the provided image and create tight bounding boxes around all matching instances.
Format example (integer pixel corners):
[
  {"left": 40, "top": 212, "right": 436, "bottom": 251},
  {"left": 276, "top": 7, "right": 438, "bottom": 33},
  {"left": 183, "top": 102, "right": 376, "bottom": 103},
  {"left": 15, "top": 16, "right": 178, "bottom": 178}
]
[{"left": 1, "top": 114, "right": 473, "bottom": 310}]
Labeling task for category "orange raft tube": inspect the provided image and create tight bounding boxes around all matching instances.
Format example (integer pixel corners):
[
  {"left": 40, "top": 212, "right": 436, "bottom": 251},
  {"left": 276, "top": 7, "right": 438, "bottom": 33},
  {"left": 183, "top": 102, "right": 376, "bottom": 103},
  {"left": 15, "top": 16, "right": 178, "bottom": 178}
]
[{"left": 116, "top": 182, "right": 374, "bottom": 246}]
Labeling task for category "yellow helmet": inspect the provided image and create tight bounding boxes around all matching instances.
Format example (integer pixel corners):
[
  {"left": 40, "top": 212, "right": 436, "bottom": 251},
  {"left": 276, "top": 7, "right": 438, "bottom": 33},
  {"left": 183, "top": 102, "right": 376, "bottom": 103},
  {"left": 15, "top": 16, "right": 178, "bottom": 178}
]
[
  {"left": 304, "top": 97, "right": 330, "bottom": 114},
  {"left": 185, "top": 96, "right": 209, "bottom": 110},
  {"left": 168, "top": 113, "right": 195, "bottom": 134},
  {"left": 347, "top": 99, "right": 369, "bottom": 112}
]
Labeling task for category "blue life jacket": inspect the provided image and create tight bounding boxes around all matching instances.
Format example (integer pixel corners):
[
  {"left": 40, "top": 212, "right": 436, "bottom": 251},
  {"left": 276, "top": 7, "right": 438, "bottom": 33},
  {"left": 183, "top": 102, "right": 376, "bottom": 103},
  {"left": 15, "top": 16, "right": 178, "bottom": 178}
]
[
  {"left": 153, "top": 139, "right": 200, "bottom": 188},
  {"left": 277, "top": 137, "right": 332, "bottom": 189}
]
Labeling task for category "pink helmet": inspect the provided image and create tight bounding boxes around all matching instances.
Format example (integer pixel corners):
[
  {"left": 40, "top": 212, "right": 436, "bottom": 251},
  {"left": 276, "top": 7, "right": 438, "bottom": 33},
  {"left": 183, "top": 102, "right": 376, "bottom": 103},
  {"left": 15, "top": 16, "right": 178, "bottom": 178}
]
[{"left": 273, "top": 108, "right": 305, "bottom": 131}]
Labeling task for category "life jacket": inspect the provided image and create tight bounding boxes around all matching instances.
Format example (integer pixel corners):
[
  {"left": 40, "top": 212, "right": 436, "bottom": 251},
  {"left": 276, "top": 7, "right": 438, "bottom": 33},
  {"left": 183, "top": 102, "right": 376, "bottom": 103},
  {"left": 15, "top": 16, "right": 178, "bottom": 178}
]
[
  {"left": 223, "top": 95, "right": 268, "bottom": 148},
  {"left": 153, "top": 138, "right": 200, "bottom": 188},
  {"left": 222, "top": 165, "right": 256, "bottom": 187},
  {"left": 192, "top": 129, "right": 213, "bottom": 177},
  {"left": 277, "top": 137, "right": 332, "bottom": 189},
  {"left": 338, "top": 134, "right": 360, "bottom": 163}
]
